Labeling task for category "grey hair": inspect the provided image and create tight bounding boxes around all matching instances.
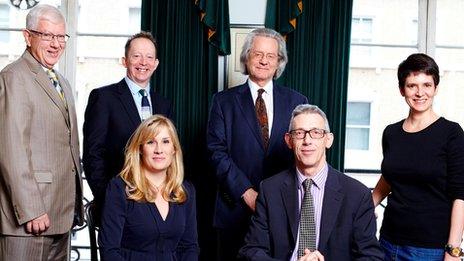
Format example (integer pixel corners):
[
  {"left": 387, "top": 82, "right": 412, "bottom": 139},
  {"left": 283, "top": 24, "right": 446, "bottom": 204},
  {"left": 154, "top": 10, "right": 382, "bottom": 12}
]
[
  {"left": 289, "top": 104, "right": 331, "bottom": 132},
  {"left": 239, "top": 28, "right": 288, "bottom": 79},
  {"left": 26, "top": 4, "right": 65, "bottom": 30}
]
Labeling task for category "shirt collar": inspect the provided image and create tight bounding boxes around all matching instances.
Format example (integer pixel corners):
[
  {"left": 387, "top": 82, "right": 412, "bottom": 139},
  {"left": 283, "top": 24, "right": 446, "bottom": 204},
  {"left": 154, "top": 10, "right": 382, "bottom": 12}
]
[
  {"left": 296, "top": 163, "right": 329, "bottom": 190},
  {"left": 41, "top": 65, "right": 54, "bottom": 72},
  {"left": 248, "top": 78, "right": 273, "bottom": 95},
  {"left": 125, "top": 76, "right": 151, "bottom": 96}
]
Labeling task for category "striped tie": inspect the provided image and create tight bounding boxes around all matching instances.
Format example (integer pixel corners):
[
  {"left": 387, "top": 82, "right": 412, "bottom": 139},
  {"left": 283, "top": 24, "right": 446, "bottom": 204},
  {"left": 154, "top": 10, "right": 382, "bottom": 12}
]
[
  {"left": 47, "top": 69, "right": 66, "bottom": 103},
  {"left": 139, "top": 89, "right": 151, "bottom": 120},
  {"left": 298, "top": 178, "right": 316, "bottom": 258}
]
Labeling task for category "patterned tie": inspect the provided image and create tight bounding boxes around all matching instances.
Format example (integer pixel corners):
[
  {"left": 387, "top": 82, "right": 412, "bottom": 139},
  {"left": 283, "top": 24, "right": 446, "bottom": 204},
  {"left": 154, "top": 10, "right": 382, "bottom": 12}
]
[
  {"left": 298, "top": 178, "right": 317, "bottom": 258},
  {"left": 139, "top": 89, "right": 151, "bottom": 120},
  {"left": 47, "top": 69, "right": 66, "bottom": 103},
  {"left": 255, "top": 89, "right": 269, "bottom": 149}
]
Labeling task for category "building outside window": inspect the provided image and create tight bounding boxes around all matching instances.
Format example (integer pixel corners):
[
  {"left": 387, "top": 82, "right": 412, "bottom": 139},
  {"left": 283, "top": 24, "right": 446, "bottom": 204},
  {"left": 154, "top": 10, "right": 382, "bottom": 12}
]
[
  {"left": 345, "top": 102, "right": 371, "bottom": 151},
  {"left": 0, "top": 4, "right": 10, "bottom": 42}
]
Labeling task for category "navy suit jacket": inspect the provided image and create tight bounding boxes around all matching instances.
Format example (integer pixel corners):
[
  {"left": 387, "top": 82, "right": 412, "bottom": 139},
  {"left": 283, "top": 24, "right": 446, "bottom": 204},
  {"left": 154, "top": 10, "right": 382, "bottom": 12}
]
[
  {"left": 207, "top": 81, "right": 307, "bottom": 228},
  {"left": 83, "top": 79, "right": 173, "bottom": 204},
  {"left": 98, "top": 177, "right": 199, "bottom": 261},
  {"left": 239, "top": 166, "right": 384, "bottom": 261}
]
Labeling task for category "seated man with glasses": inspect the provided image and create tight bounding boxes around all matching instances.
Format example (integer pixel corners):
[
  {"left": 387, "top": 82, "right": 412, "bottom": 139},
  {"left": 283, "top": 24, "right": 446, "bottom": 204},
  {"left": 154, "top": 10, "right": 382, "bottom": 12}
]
[{"left": 239, "top": 104, "right": 384, "bottom": 261}]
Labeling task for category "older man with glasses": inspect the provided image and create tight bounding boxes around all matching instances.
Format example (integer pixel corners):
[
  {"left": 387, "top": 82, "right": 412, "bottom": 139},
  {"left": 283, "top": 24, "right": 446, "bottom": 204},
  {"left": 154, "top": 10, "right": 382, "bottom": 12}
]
[
  {"left": 239, "top": 104, "right": 384, "bottom": 261},
  {"left": 0, "top": 4, "right": 83, "bottom": 260},
  {"left": 207, "top": 28, "right": 308, "bottom": 260}
]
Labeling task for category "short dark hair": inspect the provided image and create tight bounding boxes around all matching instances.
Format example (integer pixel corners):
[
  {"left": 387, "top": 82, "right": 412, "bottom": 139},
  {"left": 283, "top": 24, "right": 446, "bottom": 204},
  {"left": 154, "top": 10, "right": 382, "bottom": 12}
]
[
  {"left": 397, "top": 53, "right": 439, "bottom": 88},
  {"left": 124, "top": 31, "right": 158, "bottom": 58}
]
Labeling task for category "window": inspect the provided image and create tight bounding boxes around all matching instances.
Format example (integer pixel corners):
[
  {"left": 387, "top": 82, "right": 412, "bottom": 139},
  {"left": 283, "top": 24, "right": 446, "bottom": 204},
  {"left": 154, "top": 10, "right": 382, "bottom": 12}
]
[
  {"left": 346, "top": 0, "right": 419, "bottom": 171},
  {"left": 128, "top": 7, "right": 141, "bottom": 34},
  {"left": 346, "top": 0, "right": 464, "bottom": 173},
  {"left": 346, "top": 102, "right": 371, "bottom": 150},
  {"left": 0, "top": 4, "right": 9, "bottom": 42},
  {"left": 351, "top": 17, "right": 373, "bottom": 44}
]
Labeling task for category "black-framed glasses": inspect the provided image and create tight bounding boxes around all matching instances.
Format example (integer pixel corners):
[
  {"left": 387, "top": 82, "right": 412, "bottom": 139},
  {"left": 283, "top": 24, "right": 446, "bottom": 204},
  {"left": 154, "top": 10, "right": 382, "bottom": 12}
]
[
  {"left": 28, "top": 29, "right": 70, "bottom": 43},
  {"left": 289, "top": 128, "right": 328, "bottom": 139}
]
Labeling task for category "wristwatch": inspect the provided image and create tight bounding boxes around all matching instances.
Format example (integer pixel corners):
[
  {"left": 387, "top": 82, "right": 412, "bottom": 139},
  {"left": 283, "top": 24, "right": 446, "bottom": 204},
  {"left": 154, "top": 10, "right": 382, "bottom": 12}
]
[{"left": 445, "top": 244, "right": 464, "bottom": 257}]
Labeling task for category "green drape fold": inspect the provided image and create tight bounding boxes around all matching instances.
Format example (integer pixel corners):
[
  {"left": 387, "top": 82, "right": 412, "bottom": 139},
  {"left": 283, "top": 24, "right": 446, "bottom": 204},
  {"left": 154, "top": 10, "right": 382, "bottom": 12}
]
[
  {"left": 265, "top": 0, "right": 303, "bottom": 36},
  {"left": 195, "top": 0, "right": 231, "bottom": 55},
  {"left": 267, "top": 0, "right": 353, "bottom": 171},
  {"left": 141, "top": 2, "right": 219, "bottom": 259}
]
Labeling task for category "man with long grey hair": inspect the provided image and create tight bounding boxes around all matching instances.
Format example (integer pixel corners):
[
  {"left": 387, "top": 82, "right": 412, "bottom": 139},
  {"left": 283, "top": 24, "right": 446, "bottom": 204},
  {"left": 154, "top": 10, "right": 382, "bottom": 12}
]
[
  {"left": 0, "top": 4, "right": 83, "bottom": 260},
  {"left": 207, "top": 28, "right": 307, "bottom": 260}
]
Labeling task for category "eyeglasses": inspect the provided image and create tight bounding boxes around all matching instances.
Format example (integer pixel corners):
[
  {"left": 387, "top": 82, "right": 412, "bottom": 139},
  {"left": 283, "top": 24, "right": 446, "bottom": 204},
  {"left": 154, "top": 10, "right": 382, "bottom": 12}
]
[
  {"left": 289, "top": 128, "right": 328, "bottom": 139},
  {"left": 28, "top": 29, "right": 70, "bottom": 43},
  {"left": 250, "top": 51, "right": 278, "bottom": 61}
]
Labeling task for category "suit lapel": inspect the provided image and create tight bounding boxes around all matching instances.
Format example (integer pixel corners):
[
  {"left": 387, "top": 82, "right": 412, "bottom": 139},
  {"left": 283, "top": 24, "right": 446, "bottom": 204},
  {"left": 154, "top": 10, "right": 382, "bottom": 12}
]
[
  {"left": 268, "top": 84, "right": 286, "bottom": 150},
  {"left": 281, "top": 169, "right": 299, "bottom": 245},
  {"left": 235, "top": 83, "right": 265, "bottom": 150},
  {"left": 149, "top": 87, "right": 160, "bottom": 115},
  {"left": 318, "top": 167, "right": 344, "bottom": 250},
  {"left": 116, "top": 79, "right": 142, "bottom": 127},
  {"left": 23, "top": 52, "right": 70, "bottom": 126}
]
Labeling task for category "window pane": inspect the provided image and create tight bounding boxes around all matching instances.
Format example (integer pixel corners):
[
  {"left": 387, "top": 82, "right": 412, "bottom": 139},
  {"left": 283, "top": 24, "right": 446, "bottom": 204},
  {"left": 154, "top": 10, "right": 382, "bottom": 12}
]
[
  {"left": 436, "top": 0, "right": 464, "bottom": 47},
  {"left": 352, "top": 0, "right": 418, "bottom": 46},
  {"left": 346, "top": 0, "right": 418, "bottom": 170},
  {"left": 1, "top": 1, "right": 59, "bottom": 28},
  {"left": 435, "top": 1, "right": 464, "bottom": 129},
  {"left": 347, "top": 102, "right": 370, "bottom": 125},
  {"left": 346, "top": 128, "right": 369, "bottom": 150},
  {"left": 0, "top": 4, "right": 10, "bottom": 42},
  {"left": 78, "top": 0, "right": 141, "bottom": 34}
]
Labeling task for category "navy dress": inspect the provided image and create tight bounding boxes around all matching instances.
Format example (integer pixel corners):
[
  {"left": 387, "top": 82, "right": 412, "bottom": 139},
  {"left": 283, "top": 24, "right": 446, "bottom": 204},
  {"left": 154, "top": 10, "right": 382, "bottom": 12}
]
[{"left": 98, "top": 177, "right": 199, "bottom": 261}]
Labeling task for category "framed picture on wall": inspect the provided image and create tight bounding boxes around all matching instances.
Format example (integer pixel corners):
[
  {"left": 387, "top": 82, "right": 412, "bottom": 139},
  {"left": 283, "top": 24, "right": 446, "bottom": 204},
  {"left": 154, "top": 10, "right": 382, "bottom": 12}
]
[{"left": 226, "top": 25, "right": 262, "bottom": 88}]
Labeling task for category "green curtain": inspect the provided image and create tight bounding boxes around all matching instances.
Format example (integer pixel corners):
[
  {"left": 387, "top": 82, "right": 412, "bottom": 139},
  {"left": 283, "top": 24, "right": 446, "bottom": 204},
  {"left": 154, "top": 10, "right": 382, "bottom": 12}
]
[
  {"left": 266, "top": 0, "right": 353, "bottom": 171},
  {"left": 265, "top": 0, "right": 303, "bottom": 36},
  {"left": 141, "top": 1, "right": 220, "bottom": 259},
  {"left": 196, "top": 0, "right": 231, "bottom": 55}
]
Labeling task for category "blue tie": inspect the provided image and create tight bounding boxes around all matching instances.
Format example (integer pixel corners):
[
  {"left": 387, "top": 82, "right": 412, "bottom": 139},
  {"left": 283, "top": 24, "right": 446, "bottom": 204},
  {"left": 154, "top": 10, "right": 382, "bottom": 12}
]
[{"left": 139, "top": 89, "right": 151, "bottom": 120}]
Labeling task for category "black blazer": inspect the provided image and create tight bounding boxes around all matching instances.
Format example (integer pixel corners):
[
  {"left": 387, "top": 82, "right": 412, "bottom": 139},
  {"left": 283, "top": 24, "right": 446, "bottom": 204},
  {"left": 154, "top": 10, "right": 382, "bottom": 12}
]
[
  {"left": 83, "top": 79, "right": 173, "bottom": 204},
  {"left": 239, "top": 166, "right": 384, "bottom": 261},
  {"left": 207, "top": 81, "right": 308, "bottom": 229},
  {"left": 98, "top": 177, "right": 199, "bottom": 261}
]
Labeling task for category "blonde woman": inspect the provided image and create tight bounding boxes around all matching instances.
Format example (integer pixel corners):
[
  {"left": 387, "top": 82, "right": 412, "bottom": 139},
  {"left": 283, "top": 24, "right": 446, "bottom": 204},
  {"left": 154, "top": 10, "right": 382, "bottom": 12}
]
[{"left": 98, "top": 115, "right": 199, "bottom": 261}]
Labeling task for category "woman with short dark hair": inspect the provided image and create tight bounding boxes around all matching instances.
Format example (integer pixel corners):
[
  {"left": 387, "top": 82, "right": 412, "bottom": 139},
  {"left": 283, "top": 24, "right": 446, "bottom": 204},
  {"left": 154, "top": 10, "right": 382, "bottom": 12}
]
[{"left": 373, "top": 53, "right": 464, "bottom": 260}]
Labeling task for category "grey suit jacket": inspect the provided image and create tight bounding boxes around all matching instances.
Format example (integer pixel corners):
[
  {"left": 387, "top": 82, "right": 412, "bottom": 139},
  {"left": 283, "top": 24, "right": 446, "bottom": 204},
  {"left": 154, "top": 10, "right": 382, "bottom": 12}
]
[{"left": 0, "top": 50, "right": 83, "bottom": 236}]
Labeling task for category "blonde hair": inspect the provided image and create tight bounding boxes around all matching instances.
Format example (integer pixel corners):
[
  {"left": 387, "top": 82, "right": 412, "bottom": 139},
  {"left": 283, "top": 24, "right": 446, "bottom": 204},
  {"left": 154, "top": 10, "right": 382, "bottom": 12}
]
[{"left": 120, "top": 115, "right": 187, "bottom": 203}]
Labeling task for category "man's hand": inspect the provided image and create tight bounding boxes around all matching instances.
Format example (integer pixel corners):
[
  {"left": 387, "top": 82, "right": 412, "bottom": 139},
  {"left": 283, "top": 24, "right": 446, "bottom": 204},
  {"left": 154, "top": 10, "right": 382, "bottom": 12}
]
[
  {"left": 26, "top": 213, "right": 50, "bottom": 235},
  {"left": 298, "top": 249, "right": 325, "bottom": 261},
  {"left": 242, "top": 188, "right": 258, "bottom": 212}
]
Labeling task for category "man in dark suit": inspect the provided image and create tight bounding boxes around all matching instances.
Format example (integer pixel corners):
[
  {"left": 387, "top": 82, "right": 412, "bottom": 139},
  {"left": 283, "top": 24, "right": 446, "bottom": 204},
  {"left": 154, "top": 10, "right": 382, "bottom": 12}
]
[
  {"left": 83, "top": 32, "right": 172, "bottom": 221},
  {"left": 239, "top": 104, "right": 383, "bottom": 261},
  {"left": 207, "top": 28, "right": 307, "bottom": 260}
]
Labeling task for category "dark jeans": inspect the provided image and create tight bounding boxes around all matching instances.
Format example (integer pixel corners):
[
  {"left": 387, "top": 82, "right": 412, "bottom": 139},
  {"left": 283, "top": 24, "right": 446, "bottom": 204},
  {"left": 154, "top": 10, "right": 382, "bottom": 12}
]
[{"left": 380, "top": 238, "right": 445, "bottom": 261}]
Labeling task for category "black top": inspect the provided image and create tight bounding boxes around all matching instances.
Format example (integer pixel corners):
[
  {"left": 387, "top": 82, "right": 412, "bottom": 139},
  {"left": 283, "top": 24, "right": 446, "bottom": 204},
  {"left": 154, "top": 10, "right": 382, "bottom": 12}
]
[
  {"left": 98, "top": 177, "right": 199, "bottom": 261},
  {"left": 380, "top": 117, "right": 464, "bottom": 248}
]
